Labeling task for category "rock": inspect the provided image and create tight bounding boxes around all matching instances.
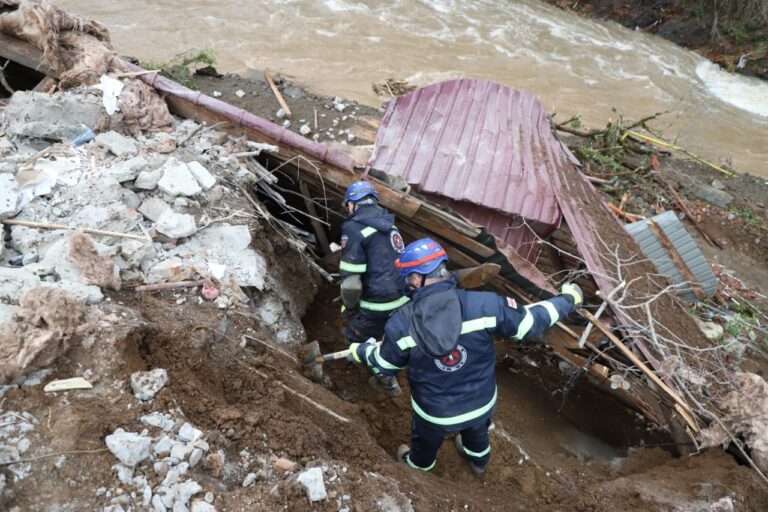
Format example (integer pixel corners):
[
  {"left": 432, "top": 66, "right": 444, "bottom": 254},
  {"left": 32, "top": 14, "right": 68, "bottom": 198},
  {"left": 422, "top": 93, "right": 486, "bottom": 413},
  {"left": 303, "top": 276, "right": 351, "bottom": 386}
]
[
  {"left": 0, "top": 266, "right": 41, "bottom": 304},
  {"left": 105, "top": 429, "right": 152, "bottom": 467},
  {"left": 122, "top": 189, "right": 140, "bottom": 209},
  {"left": 187, "top": 162, "right": 216, "bottom": 190},
  {"left": 189, "top": 448, "right": 204, "bottom": 468},
  {"left": 172, "top": 502, "right": 188, "bottom": 512},
  {"left": 40, "top": 280, "right": 103, "bottom": 305},
  {"left": 106, "top": 156, "right": 148, "bottom": 183},
  {"left": 4, "top": 91, "right": 105, "bottom": 140},
  {"left": 112, "top": 463, "right": 134, "bottom": 485},
  {"left": 299, "top": 124, "right": 312, "bottom": 136},
  {"left": 204, "top": 492, "right": 214, "bottom": 503},
  {"left": 151, "top": 494, "right": 166, "bottom": 512},
  {"left": 695, "top": 318, "right": 724, "bottom": 341},
  {"left": 0, "top": 174, "right": 19, "bottom": 219},
  {"left": 140, "top": 412, "right": 175, "bottom": 431},
  {"left": 191, "top": 500, "right": 216, "bottom": 512},
  {"left": 171, "top": 443, "right": 194, "bottom": 461},
  {"left": 711, "top": 179, "right": 726, "bottom": 190},
  {"left": 235, "top": 89, "right": 245, "bottom": 98},
  {"left": 96, "top": 131, "right": 138, "bottom": 157},
  {"left": 145, "top": 257, "right": 184, "bottom": 284},
  {"left": 296, "top": 467, "right": 327, "bottom": 502},
  {"left": 276, "top": 108, "right": 287, "bottom": 119},
  {"left": 693, "top": 183, "right": 733, "bottom": 208},
  {"left": 138, "top": 197, "right": 172, "bottom": 222},
  {"left": 242, "top": 473, "right": 257, "bottom": 487},
  {"left": 334, "top": 103, "right": 346, "bottom": 112},
  {"left": 130, "top": 368, "right": 168, "bottom": 401},
  {"left": 177, "top": 423, "right": 204, "bottom": 443},
  {"left": 135, "top": 168, "right": 164, "bottom": 190},
  {"left": 157, "top": 159, "right": 202, "bottom": 197},
  {"left": 172, "top": 479, "right": 203, "bottom": 506},
  {"left": 282, "top": 120, "right": 291, "bottom": 128},
  {"left": 156, "top": 211, "right": 197, "bottom": 239},
  {"left": 272, "top": 456, "right": 296, "bottom": 473}
]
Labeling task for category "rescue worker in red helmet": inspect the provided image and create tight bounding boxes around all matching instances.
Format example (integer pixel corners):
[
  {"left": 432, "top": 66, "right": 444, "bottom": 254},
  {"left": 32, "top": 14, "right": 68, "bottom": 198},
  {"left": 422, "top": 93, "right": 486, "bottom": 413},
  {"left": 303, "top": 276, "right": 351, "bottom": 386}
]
[
  {"left": 339, "top": 180, "right": 408, "bottom": 396},
  {"left": 349, "top": 238, "right": 582, "bottom": 475}
]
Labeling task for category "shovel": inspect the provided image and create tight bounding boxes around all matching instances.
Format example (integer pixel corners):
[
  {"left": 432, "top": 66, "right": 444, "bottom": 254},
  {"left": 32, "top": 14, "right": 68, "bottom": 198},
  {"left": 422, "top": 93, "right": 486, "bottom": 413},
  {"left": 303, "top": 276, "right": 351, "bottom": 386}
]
[{"left": 300, "top": 263, "right": 501, "bottom": 381}]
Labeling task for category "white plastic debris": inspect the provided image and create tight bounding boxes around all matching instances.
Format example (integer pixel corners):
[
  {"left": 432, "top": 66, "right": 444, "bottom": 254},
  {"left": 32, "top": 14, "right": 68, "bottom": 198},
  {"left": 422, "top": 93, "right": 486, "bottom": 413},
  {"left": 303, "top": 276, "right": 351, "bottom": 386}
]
[
  {"left": 92, "top": 74, "right": 125, "bottom": 115},
  {"left": 43, "top": 377, "right": 93, "bottom": 392}
]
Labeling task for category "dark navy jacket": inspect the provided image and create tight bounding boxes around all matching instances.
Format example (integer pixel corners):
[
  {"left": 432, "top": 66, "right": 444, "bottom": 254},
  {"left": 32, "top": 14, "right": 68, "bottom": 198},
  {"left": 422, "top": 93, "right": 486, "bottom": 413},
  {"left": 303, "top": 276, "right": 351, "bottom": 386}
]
[
  {"left": 339, "top": 204, "right": 407, "bottom": 311},
  {"left": 355, "top": 276, "right": 577, "bottom": 431}
]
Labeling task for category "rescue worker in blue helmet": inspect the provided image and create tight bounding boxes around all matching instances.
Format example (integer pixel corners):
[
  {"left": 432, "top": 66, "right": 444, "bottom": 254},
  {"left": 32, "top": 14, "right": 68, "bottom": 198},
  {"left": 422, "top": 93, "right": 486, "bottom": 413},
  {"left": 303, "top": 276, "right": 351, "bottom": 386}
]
[
  {"left": 348, "top": 238, "right": 583, "bottom": 475},
  {"left": 339, "top": 180, "right": 409, "bottom": 396}
]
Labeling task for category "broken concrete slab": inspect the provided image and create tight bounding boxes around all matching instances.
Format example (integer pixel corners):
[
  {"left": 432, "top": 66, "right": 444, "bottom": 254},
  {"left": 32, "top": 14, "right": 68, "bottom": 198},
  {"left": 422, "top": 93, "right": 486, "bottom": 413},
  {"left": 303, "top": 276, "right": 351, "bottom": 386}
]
[
  {"left": 105, "top": 156, "right": 148, "bottom": 183},
  {"left": 0, "top": 267, "right": 41, "bottom": 304},
  {"left": 95, "top": 131, "right": 138, "bottom": 157},
  {"left": 138, "top": 197, "right": 172, "bottom": 222},
  {"left": 177, "top": 423, "right": 203, "bottom": 443},
  {"left": 0, "top": 304, "right": 19, "bottom": 325},
  {"left": 130, "top": 368, "right": 168, "bottom": 401},
  {"left": 0, "top": 174, "right": 19, "bottom": 219},
  {"left": 156, "top": 211, "right": 197, "bottom": 239},
  {"left": 157, "top": 159, "right": 202, "bottom": 197},
  {"left": 105, "top": 429, "right": 152, "bottom": 467},
  {"left": 187, "top": 161, "right": 216, "bottom": 190},
  {"left": 134, "top": 168, "right": 164, "bottom": 190},
  {"left": 4, "top": 92, "right": 105, "bottom": 141}
]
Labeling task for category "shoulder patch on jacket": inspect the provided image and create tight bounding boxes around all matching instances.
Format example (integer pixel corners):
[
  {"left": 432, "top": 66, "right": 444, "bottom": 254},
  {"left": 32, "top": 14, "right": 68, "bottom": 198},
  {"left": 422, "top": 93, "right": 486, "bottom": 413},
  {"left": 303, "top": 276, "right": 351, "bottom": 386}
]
[
  {"left": 505, "top": 297, "right": 517, "bottom": 309},
  {"left": 341, "top": 235, "right": 348, "bottom": 249},
  {"left": 390, "top": 231, "right": 405, "bottom": 253}
]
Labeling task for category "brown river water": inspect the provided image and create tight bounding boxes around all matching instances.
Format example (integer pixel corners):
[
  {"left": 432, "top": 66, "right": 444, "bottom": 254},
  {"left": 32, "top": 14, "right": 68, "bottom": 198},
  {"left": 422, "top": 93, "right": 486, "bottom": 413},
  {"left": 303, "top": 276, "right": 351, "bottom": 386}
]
[{"left": 59, "top": 0, "right": 768, "bottom": 177}]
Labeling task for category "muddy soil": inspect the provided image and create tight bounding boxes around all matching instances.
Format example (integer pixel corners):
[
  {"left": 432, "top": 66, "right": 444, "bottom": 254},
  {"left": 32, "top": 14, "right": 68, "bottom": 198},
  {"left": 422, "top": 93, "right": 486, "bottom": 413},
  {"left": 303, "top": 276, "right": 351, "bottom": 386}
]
[{"left": 547, "top": 0, "right": 768, "bottom": 81}]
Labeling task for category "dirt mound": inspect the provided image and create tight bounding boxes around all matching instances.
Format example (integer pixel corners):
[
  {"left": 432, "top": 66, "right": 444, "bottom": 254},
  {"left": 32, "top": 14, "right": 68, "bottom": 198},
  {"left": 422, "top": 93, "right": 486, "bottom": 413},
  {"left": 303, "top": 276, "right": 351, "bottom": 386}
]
[{"left": 0, "top": 287, "right": 89, "bottom": 384}]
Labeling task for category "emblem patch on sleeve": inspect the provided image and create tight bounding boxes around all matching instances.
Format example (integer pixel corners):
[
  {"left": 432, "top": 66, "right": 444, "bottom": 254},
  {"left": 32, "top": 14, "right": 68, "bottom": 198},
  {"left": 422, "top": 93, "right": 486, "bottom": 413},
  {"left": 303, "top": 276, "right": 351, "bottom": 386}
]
[
  {"left": 506, "top": 297, "right": 517, "bottom": 309},
  {"left": 341, "top": 235, "right": 348, "bottom": 250},
  {"left": 390, "top": 231, "right": 405, "bottom": 253}
]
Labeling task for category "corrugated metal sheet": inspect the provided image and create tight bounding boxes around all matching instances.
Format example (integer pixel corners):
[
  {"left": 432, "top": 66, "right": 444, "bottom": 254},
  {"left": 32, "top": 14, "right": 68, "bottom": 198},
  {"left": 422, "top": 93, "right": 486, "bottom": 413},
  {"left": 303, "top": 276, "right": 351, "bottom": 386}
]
[
  {"left": 625, "top": 211, "right": 717, "bottom": 302},
  {"left": 369, "top": 79, "right": 577, "bottom": 237}
]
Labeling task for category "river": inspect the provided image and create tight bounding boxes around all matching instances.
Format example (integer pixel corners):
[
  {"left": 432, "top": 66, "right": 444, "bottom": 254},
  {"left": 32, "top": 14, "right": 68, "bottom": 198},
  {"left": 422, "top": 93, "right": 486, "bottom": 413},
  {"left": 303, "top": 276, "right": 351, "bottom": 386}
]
[{"left": 59, "top": 0, "right": 768, "bottom": 177}]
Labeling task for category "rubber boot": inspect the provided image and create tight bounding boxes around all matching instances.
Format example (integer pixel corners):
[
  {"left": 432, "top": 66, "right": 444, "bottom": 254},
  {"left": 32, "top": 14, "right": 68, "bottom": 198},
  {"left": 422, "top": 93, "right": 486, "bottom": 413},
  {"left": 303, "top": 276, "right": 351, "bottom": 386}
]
[
  {"left": 454, "top": 435, "right": 486, "bottom": 476},
  {"left": 368, "top": 375, "right": 402, "bottom": 397}
]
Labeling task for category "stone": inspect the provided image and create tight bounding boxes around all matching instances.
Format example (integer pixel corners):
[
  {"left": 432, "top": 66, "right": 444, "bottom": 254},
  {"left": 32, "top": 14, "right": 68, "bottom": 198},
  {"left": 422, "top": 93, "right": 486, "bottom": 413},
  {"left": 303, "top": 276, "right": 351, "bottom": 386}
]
[
  {"left": 135, "top": 169, "right": 164, "bottom": 190},
  {"left": 282, "top": 120, "right": 291, "bottom": 128},
  {"left": 156, "top": 211, "right": 197, "bottom": 239},
  {"left": 0, "top": 174, "right": 19, "bottom": 219},
  {"left": 40, "top": 280, "right": 103, "bottom": 305},
  {"left": 299, "top": 124, "right": 312, "bottom": 136},
  {"left": 106, "top": 156, "right": 148, "bottom": 183},
  {"left": 139, "top": 197, "right": 172, "bottom": 222},
  {"left": 204, "top": 492, "right": 214, "bottom": 503},
  {"left": 272, "top": 457, "right": 296, "bottom": 473},
  {"left": 173, "top": 503, "right": 188, "bottom": 512},
  {"left": 140, "top": 412, "right": 175, "bottom": 431},
  {"left": 189, "top": 448, "right": 204, "bottom": 468},
  {"left": 151, "top": 494, "right": 166, "bottom": 512},
  {"left": 122, "top": 189, "right": 140, "bottom": 209},
  {"left": 191, "top": 500, "right": 216, "bottom": 512},
  {"left": 235, "top": 89, "right": 245, "bottom": 98},
  {"left": 187, "top": 161, "right": 216, "bottom": 190},
  {"left": 695, "top": 318, "right": 724, "bottom": 341},
  {"left": 172, "top": 479, "right": 203, "bottom": 506},
  {"left": 157, "top": 159, "right": 202, "bottom": 197},
  {"left": 112, "top": 463, "right": 135, "bottom": 485},
  {"left": 276, "top": 108, "right": 287, "bottom": 119},
  {"left": 171, "top": 443, "right": 194, "bottom": 461},
  {"left": 0, "top": 266, "right": 41, "bottom": 304},
  {"left": 105, "top": 429, "right": 152, "bottom": 467},
  {"left": 711, "top": 179, "right": 726, "bottom": 190},
  {"left": 242, "top": 473, "right": 257, "bottom": 487},
  {"left": 177, "top": 423, "right": 204, "bottom": 443},
  {"left": 4, "top": 91, "right": 105, "bottom": 140},
  {"left": 693, "top": 183, "right": 733, "bottom": 208},
  {"left": 296, "top": 467, "right": 327, "bottom": 502},
  {"left": 130, "top": 368, "right": 168, "bottom": 401},
  {"left": 96, "top": 131, "right": 138, "bottom": 157}
]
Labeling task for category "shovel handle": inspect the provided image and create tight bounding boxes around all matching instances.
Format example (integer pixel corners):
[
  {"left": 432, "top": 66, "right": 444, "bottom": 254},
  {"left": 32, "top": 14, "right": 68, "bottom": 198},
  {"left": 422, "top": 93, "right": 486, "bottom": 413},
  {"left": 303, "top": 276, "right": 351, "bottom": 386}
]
[{"left": 315, "top": 341, "right": 382, "bottom": 363}]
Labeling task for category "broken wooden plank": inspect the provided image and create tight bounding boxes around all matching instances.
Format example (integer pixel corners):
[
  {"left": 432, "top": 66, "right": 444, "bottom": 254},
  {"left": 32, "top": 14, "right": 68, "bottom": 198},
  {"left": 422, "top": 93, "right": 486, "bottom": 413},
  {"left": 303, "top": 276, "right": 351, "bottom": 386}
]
[
  {"left": 264, "top": 68, "right": 292, "bottom": 118},
  {"left": 299, "top": 180, "right": 331, "bottom": 256},
  {"left": 0, "top": 33, "right": 59, "bottom": 78}
]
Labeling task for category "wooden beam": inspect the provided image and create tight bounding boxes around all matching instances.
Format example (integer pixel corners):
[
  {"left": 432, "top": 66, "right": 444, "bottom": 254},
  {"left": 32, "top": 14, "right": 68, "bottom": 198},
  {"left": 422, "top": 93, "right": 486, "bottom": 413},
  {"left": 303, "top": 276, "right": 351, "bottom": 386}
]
[{"left": 0, "top": 33, "right": 58, "bottom": 78}]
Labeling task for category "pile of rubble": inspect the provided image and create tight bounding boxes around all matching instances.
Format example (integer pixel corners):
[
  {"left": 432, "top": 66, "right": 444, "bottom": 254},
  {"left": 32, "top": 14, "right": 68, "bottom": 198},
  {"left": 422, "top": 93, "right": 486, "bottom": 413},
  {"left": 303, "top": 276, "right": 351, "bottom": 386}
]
[{"left": 0, "top": 86, "right": 316, "bottom": 366}]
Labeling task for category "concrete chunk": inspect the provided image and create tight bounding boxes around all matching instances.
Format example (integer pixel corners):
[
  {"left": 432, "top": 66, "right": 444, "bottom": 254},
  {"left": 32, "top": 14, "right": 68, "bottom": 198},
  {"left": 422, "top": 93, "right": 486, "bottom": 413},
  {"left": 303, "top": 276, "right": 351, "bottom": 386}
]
[
  {"left": 693, "top": 183, "right": 733, "bottom": 208},
  {"left": 297, "top": 467, "right": 327, "bottom": 502},
  {"left": 4, "top": 91, "right": 104, "bottom": 140},
  {"left": 105, "top": 429, "right": 152, "bottom": 467},
  {"left": 187, "top": 161, "right": 216, "bottom": 190},
  {"left": 135, "top": 168, "right": 164, "bottom": 190},
  {"left": 157, "top": 159, "right": 202, "bottom": 197},
  {"left": 139, "top": 197, "right": 172, "bottom": 222},
  {"left": 156, "top": 211, "right": 197, "bottom": 239},
  {"left": 96, "top": 131, "right": 138, "bottom": 157},
  {"left": 131, "top": 369, "right": 168, "bottom": 401},
  {"left": 0, "top": 174, "right": 19, "bottom": 219}
]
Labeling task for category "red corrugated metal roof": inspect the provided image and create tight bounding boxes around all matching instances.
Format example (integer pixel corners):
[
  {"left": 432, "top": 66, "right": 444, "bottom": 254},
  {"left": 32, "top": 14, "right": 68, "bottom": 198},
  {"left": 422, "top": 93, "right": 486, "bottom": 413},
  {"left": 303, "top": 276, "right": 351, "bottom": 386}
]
[{"left": 370, "top": 79, "right": 578, "bottom": 228}]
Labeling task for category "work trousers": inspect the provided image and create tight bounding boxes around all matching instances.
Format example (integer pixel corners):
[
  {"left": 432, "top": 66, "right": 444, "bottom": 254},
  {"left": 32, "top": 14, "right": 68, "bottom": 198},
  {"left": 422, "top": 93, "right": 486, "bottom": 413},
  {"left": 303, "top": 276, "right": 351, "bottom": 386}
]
[
  {"left": 406, "top": 415, "right": 491, "bottom": 471},
  {"left": 344, "top": 308, "right": 391, "bottom": 344}
]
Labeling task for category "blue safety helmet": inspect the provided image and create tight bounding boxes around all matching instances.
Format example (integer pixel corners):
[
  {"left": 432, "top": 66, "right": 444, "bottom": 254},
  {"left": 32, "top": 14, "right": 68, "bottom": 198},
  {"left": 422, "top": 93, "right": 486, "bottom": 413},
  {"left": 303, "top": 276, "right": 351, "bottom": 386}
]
[
  {"left": 395, "top": 238, "right": 448, "bottom": 278},
  {"left": 343, "top": 180, "right": 379, "bottom": 205}
]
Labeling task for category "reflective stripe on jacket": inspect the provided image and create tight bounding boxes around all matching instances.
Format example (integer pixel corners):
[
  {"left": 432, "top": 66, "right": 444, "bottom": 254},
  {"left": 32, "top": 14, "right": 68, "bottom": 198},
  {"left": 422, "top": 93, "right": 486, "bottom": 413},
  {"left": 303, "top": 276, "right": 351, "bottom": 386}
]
[{"left": 356, "top": 277, "right": 576, "bottom": 431}]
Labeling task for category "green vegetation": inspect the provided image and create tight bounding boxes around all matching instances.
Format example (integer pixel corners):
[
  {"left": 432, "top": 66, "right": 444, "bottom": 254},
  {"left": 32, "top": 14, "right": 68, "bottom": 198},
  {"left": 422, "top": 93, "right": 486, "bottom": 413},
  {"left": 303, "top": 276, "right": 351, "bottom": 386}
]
[
  {"left": 687, "top": 0, "right": 768, "bottom": 39},
  {"left": 141, "top": 49, "right": 216, "bottom": 89}
]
